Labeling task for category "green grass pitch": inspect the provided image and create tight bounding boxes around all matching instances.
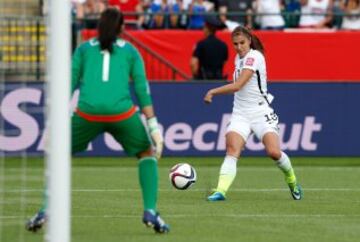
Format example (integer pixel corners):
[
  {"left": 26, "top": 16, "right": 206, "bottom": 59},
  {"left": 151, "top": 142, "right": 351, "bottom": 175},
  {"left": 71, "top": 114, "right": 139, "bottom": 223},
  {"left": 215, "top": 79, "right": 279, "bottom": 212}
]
[{"left": 1, "top": 157, "right": 360, "bottom": 242}]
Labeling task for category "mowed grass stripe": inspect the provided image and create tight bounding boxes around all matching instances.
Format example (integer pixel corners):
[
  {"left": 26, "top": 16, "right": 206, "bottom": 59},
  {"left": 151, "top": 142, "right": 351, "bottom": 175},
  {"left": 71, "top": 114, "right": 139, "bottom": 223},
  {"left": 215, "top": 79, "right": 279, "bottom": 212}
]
[
  {"left": 2, "top": 214, "right": 360, "bottom": 220},
  {"left": 3, "top": 188, "right": 360, "bottom": 193},
  {"left": 2, "top": 157, "right": 360, "bottom": 242}
]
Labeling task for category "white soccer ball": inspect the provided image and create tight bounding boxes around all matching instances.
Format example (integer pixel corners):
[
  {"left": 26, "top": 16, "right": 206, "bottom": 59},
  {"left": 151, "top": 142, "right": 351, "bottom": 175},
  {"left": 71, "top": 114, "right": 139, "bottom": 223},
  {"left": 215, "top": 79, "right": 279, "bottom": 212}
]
[{"left": 169, "top": 163, "right": 197, "bottom": 190}]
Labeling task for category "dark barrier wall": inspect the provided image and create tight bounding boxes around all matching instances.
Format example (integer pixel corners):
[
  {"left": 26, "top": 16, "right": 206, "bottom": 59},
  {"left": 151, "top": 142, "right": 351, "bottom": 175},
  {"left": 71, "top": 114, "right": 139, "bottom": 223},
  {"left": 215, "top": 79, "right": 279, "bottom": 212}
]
[
  {"left": 82, "top": 30, "right": 360, "bottom": 82},
  {"left": 1, "top": 82, "right": 359, "bottom": 156}
]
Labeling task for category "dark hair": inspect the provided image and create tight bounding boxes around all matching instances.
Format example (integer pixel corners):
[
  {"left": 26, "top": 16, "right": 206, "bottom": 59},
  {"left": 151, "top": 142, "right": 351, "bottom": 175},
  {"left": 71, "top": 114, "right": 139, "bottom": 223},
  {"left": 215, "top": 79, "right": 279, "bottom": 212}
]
[
  {"left": 204, "top": 16, "right": 223, "bottom": 34},
  {"left": 231, "top": 26, "right": 265, "bottom": 54},
  {"left": 97, "top": 8, "right": 124, "bottom": 53},
  {"left": 205, "top": 23, "right": 217, "bottom": 35}
]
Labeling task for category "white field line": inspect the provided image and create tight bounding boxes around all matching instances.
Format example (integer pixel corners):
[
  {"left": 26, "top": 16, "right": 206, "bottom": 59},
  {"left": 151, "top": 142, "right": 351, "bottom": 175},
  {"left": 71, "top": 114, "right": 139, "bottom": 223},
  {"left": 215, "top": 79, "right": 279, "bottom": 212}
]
[
  {"left": 0, "top": 176, "right": 44, "bottom": 181},
  {"left": 71, "top": 167, "right": 360, "bottom": 172},
  {"left": 1, "top": 214, "right": 360, "bottom": 221},
  {"left": 4, "top": 166, "right": 360, "bottom": 173},
  {"left": 2, "top": 188, "right": 360, "bottom": 193}
]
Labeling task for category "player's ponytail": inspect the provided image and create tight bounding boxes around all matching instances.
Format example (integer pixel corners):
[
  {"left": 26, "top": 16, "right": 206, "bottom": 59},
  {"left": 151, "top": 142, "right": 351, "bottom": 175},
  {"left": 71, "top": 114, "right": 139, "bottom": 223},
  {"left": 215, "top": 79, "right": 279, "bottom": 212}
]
[
  {"left": 231, "top": 26, "right": 265, "bottom": 54},
  {"left": 97, "top": 8, "right": 124, "bottom": 53}
]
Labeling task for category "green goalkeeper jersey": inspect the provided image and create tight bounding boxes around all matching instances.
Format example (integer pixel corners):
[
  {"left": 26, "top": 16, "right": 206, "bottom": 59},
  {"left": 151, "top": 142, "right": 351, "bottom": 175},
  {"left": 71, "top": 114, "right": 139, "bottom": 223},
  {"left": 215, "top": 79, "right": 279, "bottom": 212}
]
[{"left": 72, "top": 38, "right": 152, "bottom": 115}]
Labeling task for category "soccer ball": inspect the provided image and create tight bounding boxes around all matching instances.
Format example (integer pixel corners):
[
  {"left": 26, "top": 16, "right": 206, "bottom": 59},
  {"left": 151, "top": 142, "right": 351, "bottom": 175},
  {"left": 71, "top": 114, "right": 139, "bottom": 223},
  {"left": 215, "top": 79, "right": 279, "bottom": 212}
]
[{"left": 169, "top": 163, "right": 197, "bottom": 190}]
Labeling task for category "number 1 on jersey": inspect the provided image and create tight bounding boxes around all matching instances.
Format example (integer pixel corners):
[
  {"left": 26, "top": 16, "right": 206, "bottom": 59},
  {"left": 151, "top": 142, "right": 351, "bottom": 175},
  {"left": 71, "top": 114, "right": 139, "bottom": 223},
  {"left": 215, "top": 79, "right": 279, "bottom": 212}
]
[{"left": 102, "top": 50, "right": 110, "bottom": 82}]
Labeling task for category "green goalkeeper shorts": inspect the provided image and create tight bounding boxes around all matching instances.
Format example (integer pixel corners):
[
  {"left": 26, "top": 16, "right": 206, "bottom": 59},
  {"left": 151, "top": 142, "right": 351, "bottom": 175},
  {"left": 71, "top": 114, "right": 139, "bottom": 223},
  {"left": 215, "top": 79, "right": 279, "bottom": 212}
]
[{"left": 71, "top": 112, "right": 151, "bottom": 156}]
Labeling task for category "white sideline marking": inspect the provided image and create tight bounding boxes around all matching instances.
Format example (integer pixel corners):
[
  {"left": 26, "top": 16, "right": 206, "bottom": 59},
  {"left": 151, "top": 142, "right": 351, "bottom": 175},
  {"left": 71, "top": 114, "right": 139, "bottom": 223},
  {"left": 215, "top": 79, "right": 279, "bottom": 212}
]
[{"left": 2, "top": 188, "right": 360, "bottom": 193}]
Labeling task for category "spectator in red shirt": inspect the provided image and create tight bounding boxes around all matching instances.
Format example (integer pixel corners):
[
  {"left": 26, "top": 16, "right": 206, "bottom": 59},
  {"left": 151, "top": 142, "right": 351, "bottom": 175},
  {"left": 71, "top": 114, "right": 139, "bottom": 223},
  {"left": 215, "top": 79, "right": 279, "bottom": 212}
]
[{"left": 108, "top": 0, "right": 139, "bottom": 20}]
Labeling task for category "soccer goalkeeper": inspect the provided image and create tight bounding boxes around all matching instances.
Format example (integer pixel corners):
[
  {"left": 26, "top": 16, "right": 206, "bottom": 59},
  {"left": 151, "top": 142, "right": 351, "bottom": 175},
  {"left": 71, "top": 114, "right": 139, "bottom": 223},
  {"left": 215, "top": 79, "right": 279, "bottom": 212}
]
[{"left": 26, "top": 8, "right": 169, "bottom": 233}]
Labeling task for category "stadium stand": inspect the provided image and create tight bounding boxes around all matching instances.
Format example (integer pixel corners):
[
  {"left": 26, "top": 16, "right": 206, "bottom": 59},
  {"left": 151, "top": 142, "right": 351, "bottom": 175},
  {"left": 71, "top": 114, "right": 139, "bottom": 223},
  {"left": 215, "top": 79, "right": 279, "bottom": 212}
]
[
  {"left": 1, "top": 0, "right": 360, "bottom": 81},
  {"left": 0, "top": 0, "right": 45, "bottom": 81}
]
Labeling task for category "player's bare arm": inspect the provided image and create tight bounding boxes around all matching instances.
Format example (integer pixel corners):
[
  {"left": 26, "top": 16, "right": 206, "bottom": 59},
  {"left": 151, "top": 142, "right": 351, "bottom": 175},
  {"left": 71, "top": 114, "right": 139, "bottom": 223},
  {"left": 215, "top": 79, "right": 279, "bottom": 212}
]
[{"left": 204, "top": 69, "right": 253, "bottom": 103}]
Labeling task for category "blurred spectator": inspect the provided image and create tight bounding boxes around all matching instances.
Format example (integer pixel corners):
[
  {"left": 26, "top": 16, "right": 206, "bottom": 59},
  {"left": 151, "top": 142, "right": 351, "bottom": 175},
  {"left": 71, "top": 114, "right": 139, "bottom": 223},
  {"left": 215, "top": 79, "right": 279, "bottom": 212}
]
[
  {"left": 72, "top": 0, "right": 86, "bottom": 17},
  {"left": 299, "top": 0, "right": 334, "bottom": 28},
  {"left": 283, "top": 0, "right": 301, "bottom": 27},
  {"left": 182, "top": 0, "right": 194, "bottom": 9},
  {"left": 108, "top": 0, "right": 139, "bottom": 21},
  {"left": 71, "top": 0, "right": 86, "bottom": 52},
  {"left": 149, "top": 0, "right": 167, "bottom": 28},
  {"left": 207, "top": 0, "right": 221, "bottom": 11},
  {"left": 178, "top": 0, "right": 197, "bottom": 28},
  {"left": 191, "top": 16, "right": 228, "bottom": 80},
  {"left": 76, "top": 0, "right": 106, "bottom": 29},
  {"left": 136, "top": 0, "right": 152, "bottom": 29},
  {"left": 340, "top": 0, "right": 360, "bottom": 29},
  {"left": 168, "top": 0, "right": 182, "bottom": 28},
  {"left": 188, "top": 0, "right": 208, "bottom": 29},
  {"left": 147, "top": 0, "right": 183, "bottom": 28},
  {"left": 219, "top": 0, "right": 254, "bottom": 30},
  {"left": 255, "top": 0, "right": 285, "bottom": 30}
]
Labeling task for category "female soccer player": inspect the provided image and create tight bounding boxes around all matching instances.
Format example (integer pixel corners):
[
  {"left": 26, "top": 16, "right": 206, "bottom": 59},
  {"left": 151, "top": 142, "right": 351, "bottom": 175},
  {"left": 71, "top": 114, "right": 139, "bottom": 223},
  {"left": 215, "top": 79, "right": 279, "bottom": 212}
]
[
  {"left": 26, "top": 8, "right": 169, "bottom": 233},
  {"left": 204, "top": 26, "right": 303, "bottom": 201}
]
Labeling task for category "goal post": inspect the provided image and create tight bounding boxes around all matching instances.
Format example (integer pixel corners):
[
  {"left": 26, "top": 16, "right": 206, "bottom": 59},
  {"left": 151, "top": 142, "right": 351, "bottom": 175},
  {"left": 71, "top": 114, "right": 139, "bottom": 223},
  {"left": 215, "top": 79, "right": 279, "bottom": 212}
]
[{"left": 46, "top": 0, "right": 71, "bottom": 242}]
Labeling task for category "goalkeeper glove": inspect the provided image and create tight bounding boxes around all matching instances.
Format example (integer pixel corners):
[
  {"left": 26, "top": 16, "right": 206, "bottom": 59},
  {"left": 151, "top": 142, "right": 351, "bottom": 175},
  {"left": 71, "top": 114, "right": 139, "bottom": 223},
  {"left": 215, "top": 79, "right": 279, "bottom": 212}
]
[{"left": 147, "top": 117, "right": 163, "bottom": 159}]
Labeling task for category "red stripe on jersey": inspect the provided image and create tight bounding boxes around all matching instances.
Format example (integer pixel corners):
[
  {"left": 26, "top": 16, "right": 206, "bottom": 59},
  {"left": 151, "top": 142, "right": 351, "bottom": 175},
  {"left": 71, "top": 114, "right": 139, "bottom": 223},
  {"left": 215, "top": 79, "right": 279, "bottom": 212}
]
[{"left": 75, "top": 106, "right": 137, "bottom": 122}]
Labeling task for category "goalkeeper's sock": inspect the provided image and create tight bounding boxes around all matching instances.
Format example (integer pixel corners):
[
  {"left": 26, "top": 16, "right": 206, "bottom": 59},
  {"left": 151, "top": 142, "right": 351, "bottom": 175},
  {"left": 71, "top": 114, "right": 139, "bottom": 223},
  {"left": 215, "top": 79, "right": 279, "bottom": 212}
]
[
  {"left": 138, "top": 157, "right": 158, "bottom": 211},
  {"left": 38, "top": 188, "right": 48, "bottom": 214},
  {"left": 275, "top": 152, "right": 297, "bottom": 189},
  {"left": 215, "top": 155, "right": 238, "bottom": 195}
]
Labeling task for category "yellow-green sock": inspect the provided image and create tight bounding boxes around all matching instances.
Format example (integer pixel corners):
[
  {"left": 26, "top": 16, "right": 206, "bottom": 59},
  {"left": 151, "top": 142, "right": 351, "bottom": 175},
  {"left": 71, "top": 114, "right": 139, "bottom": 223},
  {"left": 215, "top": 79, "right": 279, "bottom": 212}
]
[
  {"left": 285, "top": 168, "right": 297, "bottom": 189},
  {"left": 215, "top": 155, "right": 238, "bottom": 195},
  {"left": 275, "top": 152, "right": 298, "bottom": 189},
  {"left": 216, "top": 174, "right": 236, "bottom": 195}
]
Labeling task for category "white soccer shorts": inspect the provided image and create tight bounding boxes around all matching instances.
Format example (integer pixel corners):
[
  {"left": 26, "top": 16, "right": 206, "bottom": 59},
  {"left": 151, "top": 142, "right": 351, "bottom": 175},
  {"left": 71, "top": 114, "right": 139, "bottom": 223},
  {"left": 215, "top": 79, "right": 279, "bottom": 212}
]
[{"left": 227, "top": 105, "right": 279, "bottom": 142}]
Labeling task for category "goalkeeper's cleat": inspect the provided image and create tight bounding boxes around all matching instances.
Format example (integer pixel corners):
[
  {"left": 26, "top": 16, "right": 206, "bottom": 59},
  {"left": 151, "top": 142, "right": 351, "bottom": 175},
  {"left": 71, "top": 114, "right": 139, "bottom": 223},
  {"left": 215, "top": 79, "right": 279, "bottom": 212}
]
[
  {"left": 207, "top": 191, "right": 226, "bottom": 201},
  {"left": 25, "top": 211, "right": 46, "bottom": 232},
  {"left": 289, "top": 183, "right": 303, "bottom": 200},
  {"left": 143, "top": 210, "right": 170, "bottom": 233}
]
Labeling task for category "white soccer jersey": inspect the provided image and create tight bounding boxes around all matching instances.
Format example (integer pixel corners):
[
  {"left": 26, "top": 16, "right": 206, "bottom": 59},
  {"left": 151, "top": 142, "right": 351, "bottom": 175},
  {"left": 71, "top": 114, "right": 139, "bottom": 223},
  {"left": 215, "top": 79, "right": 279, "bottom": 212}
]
[
  {"left": 232, "top": 49, "right": 273, "bottom": 112},
  {"left": 257, "top": 0, "right": 285, "bottom": 28},
  {"left": 299, "top": 0, "right": 330, "bottom": 27}
]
